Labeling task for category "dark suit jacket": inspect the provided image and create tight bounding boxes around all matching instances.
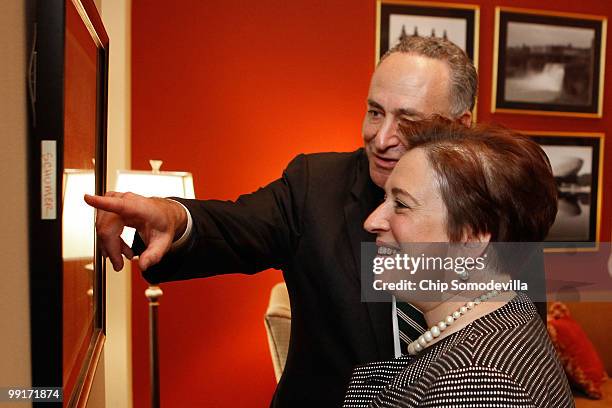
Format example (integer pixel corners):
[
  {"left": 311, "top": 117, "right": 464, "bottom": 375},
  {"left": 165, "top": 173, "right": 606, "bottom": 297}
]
[{"left": 142, "top": 149, "right": 394, "bottom": 407}]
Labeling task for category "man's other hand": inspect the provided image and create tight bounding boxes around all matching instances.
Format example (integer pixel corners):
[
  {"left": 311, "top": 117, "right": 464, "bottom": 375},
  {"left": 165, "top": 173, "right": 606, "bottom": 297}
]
[{"left": 84, "top": 192, "right": 188, "bottom": 271}]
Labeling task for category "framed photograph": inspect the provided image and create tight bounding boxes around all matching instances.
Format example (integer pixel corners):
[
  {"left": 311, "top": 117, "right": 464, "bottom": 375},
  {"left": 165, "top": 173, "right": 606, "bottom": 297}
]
[
  {"left": 376, "top": 1, "right": 479, "bottom": 64},
  {"left": 524, "top": 132, "right": 604, "bottom": 250},
  {"left": 28, "top": 0, "right": 108, "bottom": 406},
  {"left": 493, "top": 8, "right": 607, "bottom": 117}
]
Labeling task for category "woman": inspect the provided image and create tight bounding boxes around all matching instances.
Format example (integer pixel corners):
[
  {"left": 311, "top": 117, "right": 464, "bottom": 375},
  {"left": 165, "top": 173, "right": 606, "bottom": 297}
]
[{"left": 343, "top": 120, "right": 573, "bottom": 407}]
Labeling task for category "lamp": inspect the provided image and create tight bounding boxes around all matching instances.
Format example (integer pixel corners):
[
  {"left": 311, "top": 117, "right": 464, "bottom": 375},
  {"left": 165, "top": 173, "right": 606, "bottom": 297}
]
[{"left": 115, "top": 160, "right": 195, "bottom": 408}]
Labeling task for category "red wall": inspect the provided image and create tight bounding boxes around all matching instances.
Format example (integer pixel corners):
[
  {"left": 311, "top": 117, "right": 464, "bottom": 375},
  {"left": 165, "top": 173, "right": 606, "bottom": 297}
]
[{"left": 131, "top": 1, "right": 611, "bottom": 407}]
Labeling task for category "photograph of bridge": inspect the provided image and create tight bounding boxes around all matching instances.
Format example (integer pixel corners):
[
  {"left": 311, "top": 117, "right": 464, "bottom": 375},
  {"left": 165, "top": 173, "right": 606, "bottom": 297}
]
[
  {"left": 493, "top": 9, "right": 605, "bottom": 116},
  {"left": 505, "top": 22, "right": 595, "bottom": 106}
]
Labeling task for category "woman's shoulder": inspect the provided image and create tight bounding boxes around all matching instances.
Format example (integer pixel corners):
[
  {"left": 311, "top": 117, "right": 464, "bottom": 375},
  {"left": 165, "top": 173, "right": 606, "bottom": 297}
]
[
  {"left": 409, "top": 294, "right": 572, "bottom": 406},
  {"left": 344, "top": 295, "right": 573, "bottom": 407},
  {"left": 447, "top": 293, "right": 553, "bottom": 368},
  {"left": 366, "top": 294, "right": 570, "bottom": 407}
]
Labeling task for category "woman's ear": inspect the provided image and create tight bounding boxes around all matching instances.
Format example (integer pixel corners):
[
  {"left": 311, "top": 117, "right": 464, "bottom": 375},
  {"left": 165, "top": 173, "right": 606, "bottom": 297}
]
[
  {"left": 462, "top": 231, "right": 491, "bottom": 258},
  {"left": 467, "top": 231, "right": 491, "bottom": 244}
]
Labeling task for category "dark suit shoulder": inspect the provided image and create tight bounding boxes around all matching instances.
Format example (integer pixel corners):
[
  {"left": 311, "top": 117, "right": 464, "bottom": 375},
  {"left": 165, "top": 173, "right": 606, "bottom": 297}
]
[
  {"left": 297, "top": 149, "right": 365, "bottom": 171},
  {"left": 285, "top": 149, "right": 366, "bottom": 189}
]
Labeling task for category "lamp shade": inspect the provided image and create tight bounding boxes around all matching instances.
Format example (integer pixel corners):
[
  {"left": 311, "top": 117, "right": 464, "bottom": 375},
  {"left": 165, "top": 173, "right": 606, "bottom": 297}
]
[
  {"left": 115, "top": 159, "right": 195, "bottom": 199},
  {"left": 115, "top": 171, "right": 195, "bottom": 199},
  {"left": 62, "top": 169, "right": 95, "bottom": 259}
]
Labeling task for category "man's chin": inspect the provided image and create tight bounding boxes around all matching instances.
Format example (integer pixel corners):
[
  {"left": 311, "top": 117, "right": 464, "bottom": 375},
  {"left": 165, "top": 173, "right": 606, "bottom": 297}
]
[{"left": 369, "top": 165, "right": 389, "bottom": 188}]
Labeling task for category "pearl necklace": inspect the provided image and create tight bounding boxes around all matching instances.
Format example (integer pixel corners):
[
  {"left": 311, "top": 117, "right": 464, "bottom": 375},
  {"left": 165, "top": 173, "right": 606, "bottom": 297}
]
[{"left": 407, "top": 290, "right": 502, "bottom": 355}]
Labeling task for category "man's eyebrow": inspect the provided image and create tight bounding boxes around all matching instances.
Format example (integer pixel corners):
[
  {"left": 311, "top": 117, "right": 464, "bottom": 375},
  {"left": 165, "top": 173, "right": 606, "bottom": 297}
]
[
  {"left": 396, "top": 108, "right": 424, "bottom": 119},
  {"left": 391, "top": 187, "right": 420, "bottom": 205},
  {"left": 367, "top": 99, "right": 384, "bottom": 110},
  {"left": 366, "top": 100, "right": 424, "bottom": 118}
]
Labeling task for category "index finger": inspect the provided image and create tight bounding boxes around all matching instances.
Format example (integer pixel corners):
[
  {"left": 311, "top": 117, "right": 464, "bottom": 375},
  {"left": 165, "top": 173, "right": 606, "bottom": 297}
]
[{"left": 84, "top": 194, "right": 127, "bottom": 214}]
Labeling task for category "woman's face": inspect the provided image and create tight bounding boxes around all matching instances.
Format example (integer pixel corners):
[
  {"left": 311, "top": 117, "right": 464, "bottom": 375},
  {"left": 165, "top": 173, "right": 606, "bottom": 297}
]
[{"left": 365, "top": 148, "right": 449, "bottom": 247}]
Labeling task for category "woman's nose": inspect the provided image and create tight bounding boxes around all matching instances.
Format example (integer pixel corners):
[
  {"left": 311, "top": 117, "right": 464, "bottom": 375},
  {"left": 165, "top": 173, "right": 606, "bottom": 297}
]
[{"left": 364, "top": 202, "right": 389, "bottom": 234}]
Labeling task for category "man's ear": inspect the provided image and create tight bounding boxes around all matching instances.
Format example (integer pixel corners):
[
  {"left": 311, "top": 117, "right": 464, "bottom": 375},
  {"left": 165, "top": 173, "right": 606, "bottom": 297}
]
[{"left": 457, "top": 110, "right": 473, "bottom": 127}]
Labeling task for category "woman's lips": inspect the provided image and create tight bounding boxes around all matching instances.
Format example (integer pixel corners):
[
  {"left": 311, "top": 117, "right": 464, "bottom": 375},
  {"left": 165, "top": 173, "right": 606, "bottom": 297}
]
[
  {"left": 376, "top": 241, "right": 400, "bottom": 255},
  {"left": 372, "top": 154, "right": 398, "bottom": 170}
]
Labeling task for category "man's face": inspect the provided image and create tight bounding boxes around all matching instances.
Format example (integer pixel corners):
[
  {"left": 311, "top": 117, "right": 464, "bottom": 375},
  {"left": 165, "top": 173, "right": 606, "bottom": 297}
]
[{"left": 362, "top": 53, "right": 455, "bottom": 188}]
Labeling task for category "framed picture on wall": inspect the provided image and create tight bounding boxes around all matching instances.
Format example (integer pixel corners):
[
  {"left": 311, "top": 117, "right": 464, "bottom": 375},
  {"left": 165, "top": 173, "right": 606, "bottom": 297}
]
[
  {"left": 376, "top": 0, "right": 479, "bottom": 64},
  {"left": 28, "top": 0, "right": 108, "bottom": 406},
  {"left": 524, "top": 132, "right": 604, "bottom": 251},
  {"left": 493, "top": 8, "right": 607, "bottom": 117}
]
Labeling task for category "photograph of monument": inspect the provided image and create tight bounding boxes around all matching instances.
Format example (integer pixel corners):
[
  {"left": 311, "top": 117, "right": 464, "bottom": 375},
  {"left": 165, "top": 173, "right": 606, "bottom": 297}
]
[
  {"left": 388, "top": 14, "right": 468, "bottom": 52},
  {"left": 377, "top": 2, "right": 478, "bottom": 61}
]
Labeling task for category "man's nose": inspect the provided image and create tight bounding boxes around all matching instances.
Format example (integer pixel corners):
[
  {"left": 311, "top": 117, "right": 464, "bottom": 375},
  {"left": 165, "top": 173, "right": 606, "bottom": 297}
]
[
  {"left": 364, "top": 202, "right": 390, "bottom": 234},
  {"left": 374, "top": 118, "right": 400, "bottom": 151}
]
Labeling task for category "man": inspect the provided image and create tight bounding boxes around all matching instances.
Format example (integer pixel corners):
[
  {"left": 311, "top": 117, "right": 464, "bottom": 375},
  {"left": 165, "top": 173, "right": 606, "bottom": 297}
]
[{"left": 86, "top": 36, "right": 477, "bottom": 407}]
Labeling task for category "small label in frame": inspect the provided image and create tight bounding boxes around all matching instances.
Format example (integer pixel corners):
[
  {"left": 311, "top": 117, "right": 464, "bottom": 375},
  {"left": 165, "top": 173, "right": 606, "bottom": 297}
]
[{"left": 41, "top": 140, "right": 56, "bottom": 220}]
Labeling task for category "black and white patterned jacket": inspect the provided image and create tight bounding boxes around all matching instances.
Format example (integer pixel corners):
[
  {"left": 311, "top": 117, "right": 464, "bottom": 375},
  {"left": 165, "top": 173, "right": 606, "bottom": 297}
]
[{"left": 343, "top": 293, "right": 574, "bottom": 408}]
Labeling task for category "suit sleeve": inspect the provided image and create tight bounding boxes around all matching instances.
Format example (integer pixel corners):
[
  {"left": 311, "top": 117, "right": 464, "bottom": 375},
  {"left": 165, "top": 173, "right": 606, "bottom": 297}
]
[{"left": 142, "top": 154, "right": 309, "bottom": 283}]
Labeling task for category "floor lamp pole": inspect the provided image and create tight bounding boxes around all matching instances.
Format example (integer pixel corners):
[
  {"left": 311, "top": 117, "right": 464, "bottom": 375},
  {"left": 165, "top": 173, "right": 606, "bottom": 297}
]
[{"left": 145, "top": 285, "right": 163, "bottom": 408}]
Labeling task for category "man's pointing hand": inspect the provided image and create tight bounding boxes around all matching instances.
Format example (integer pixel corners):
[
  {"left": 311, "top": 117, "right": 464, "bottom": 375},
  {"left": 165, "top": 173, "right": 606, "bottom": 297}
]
[{"left": 84, "top": 192, "right": 187, "bottom": 271}]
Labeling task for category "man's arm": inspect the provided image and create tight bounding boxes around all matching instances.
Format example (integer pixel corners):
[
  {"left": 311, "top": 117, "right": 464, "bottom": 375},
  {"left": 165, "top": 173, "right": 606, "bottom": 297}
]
[{"left": 85, "top": 154, "right": 309, "bottom": 279}]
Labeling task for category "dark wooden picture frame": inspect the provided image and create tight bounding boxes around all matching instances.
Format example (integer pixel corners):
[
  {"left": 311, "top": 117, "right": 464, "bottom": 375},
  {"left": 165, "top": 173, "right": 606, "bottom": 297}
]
[
  {"left": 376, "top": 0, "right": 479, "bottom": 64},
  {"left": 28, "top": 0, "right": 108, "bottom": 406},
  {"left": 525, "top": 132, "right": 604, "bottom": 251},
  {"left": 493, "top": 7, "right": 607, "bottom": 117}
]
